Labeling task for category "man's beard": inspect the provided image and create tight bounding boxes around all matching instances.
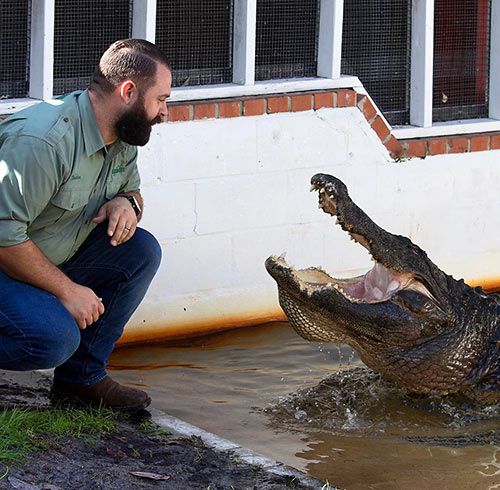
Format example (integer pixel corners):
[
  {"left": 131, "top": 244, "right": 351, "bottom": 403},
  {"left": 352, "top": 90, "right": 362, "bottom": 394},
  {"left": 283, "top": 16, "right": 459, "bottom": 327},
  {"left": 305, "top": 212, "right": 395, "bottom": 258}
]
[{"left": 115, "top": 96, "right": 161, "bottom": 146}]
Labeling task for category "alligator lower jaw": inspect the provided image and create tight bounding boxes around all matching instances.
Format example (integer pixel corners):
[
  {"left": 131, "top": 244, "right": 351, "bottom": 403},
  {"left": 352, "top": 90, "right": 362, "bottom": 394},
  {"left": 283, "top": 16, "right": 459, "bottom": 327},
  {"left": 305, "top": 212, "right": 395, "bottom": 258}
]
[{"left": 268, "top": 254, "right": 418, "bottom": 303}]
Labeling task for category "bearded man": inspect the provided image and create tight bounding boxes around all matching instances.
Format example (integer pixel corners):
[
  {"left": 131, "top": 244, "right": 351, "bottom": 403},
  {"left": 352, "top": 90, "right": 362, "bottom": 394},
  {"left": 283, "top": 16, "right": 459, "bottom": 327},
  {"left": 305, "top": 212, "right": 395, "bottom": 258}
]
[{"left": 0, "top": 39, "right": 172, "bottom": 412}]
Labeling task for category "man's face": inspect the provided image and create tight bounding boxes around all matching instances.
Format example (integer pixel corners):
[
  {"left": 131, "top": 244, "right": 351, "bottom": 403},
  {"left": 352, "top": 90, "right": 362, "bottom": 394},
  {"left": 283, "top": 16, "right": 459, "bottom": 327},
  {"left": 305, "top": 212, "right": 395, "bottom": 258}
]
[{"left": 116, "top": 64, "right": 172, "bottom": 146}]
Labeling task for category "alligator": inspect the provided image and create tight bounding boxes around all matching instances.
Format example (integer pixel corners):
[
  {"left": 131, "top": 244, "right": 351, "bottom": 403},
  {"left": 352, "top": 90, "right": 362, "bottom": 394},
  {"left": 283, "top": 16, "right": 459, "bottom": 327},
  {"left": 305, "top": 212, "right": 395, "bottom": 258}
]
[{"left": 266, "top": 173, "right": 500, "bottom": 404}]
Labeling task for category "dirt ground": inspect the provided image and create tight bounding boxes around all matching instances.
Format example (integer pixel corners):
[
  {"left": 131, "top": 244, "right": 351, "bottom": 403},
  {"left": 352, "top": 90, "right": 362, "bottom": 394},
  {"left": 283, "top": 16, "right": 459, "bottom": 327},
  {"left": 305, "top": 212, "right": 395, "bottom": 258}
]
[{"left": 0, "top": 371, "right": 325, "bottom": 490}]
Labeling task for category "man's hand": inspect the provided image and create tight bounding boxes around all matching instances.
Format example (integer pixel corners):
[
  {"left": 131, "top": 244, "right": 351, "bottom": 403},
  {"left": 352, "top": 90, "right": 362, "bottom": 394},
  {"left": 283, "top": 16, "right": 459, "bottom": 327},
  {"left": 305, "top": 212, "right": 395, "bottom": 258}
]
[
  {"left": 93, "top": 197, "right": 137, "bottom": 246},
  {"left": 58, "top": 283, "right": 105, "bottom": 330}
]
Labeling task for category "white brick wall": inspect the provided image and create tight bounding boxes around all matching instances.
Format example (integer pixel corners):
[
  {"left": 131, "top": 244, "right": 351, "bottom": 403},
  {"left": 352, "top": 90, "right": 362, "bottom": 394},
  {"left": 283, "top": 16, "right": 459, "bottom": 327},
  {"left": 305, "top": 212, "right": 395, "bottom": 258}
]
[{"left": 122, "top": 106, "right": 500, "bottom": 343}]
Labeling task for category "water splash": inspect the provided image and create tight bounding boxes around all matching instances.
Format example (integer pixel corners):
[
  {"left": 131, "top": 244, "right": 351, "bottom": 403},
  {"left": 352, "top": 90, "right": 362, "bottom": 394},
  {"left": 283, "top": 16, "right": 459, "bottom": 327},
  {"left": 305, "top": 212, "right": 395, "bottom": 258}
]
[
  {"left": 264, "top": 365, "right": 500, "bottom": 442},
  {"left": 318, "top": 342, "right": 356, "bottom": 372}
]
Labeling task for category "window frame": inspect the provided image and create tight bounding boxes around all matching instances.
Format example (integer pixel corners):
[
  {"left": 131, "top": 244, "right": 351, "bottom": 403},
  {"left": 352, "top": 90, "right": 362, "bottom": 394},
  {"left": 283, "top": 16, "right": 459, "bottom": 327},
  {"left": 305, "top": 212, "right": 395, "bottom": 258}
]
[{"left": 1, "top": 0, "right": 499, "bottom": 140}]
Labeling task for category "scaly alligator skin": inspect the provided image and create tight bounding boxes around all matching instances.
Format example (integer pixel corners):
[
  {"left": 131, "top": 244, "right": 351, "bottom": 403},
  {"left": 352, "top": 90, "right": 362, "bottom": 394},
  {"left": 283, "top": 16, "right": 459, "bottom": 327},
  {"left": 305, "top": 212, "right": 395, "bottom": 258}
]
[{"left": 266, "top": 174, "right": 500, "bottom": 404}]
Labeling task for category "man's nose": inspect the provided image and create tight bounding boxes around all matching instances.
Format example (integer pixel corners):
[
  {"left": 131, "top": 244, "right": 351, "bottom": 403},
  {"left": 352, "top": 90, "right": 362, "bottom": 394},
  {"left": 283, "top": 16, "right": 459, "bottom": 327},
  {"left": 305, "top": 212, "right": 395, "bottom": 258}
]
[{"left": 159, "top": 101, "right": 168, "bottom": 117}]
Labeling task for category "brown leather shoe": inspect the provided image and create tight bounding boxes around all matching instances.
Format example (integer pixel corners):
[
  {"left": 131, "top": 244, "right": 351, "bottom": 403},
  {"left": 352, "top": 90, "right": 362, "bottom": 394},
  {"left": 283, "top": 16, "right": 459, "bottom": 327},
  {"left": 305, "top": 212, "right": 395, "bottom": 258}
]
[{"left": 50, "top": 376, "right": 151, "bottom": 412}]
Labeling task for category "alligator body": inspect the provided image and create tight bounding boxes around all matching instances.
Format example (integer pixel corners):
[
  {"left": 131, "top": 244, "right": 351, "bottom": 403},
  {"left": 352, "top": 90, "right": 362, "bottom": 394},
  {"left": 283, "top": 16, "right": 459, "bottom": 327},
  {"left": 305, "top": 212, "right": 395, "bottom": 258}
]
[{"left": 266, "top": 174, "right": 500, "bottom": 404}]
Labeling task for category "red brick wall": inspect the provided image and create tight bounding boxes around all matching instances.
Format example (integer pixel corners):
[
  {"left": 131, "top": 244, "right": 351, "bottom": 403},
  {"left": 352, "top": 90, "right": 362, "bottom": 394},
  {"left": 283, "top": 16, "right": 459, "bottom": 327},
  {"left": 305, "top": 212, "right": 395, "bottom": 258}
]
[
  {"left": 165, "top": 90, "right": 500, "bottom": 160},
  {"left": 3, "top": 91, "right": 499, "bottom": 160}
]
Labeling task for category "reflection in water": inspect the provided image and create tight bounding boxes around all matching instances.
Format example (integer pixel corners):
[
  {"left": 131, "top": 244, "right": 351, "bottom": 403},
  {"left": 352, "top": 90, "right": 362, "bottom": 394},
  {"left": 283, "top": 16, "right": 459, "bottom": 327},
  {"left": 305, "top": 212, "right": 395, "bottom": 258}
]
[
  {"left": 476, "top": 447, "right": 500, "bottom": 477},
  {"left": 109, "top": 322, "right": 500, "bottom": 490}
]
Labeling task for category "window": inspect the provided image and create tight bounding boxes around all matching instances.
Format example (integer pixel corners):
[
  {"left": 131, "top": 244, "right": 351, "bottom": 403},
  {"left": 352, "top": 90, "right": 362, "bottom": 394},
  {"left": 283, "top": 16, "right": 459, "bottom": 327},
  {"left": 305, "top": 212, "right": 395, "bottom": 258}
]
[
  {"left": 1, "top": 0, "right": 498, "bottom": 135},
  {"left": 433, "top": 0, "right": 490, "bottom": 122},
  {"left": 53, "top": 0, "right": 132, "bottom": 95},
  {"left": 0, "top": 0, "right": 30, "bottom": 100},
  {"left": 155, "top": 0, "right": 233, "bottom": 88},
  {"left": 255, "top": 0, "right": 320, "bottom": 81},
  {"left": 341, "top": 0, "right": 412, "bottom": 126}
]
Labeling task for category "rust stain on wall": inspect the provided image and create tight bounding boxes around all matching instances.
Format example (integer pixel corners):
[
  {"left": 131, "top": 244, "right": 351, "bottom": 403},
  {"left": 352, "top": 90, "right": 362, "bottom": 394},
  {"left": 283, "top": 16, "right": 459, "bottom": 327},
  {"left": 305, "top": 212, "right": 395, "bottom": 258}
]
[{"left": 116, "top": 308, "right": 287, "bottom": 347}]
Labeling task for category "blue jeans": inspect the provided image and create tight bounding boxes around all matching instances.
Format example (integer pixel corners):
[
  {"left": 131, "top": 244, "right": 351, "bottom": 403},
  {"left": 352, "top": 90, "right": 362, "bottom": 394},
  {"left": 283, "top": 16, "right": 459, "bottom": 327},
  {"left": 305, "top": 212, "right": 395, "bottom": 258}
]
[{"left": 0, "top": 223, "right": 161, "bottom": 385}]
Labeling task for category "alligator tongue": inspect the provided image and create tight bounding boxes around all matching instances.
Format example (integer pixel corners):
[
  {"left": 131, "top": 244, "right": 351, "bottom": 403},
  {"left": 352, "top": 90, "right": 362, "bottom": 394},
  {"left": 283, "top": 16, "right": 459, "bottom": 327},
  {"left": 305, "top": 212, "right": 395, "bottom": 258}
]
[{"left": 340, "top": 262, "right": 403, "bottom": 302}]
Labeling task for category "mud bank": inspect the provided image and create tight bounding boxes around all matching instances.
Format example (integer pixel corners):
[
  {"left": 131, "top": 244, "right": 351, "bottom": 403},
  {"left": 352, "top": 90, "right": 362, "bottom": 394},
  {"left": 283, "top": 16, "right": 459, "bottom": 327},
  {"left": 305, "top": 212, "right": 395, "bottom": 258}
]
[{"left": 0, "top": 370, "right": 330, "bottom": 490}]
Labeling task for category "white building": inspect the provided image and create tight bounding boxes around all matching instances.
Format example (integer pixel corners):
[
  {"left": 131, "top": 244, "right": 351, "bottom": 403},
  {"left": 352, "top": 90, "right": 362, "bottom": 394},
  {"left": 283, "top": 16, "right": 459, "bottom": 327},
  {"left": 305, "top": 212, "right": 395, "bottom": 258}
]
[{"left": 2, "top": 0, "right": 500, "bottom": 343}]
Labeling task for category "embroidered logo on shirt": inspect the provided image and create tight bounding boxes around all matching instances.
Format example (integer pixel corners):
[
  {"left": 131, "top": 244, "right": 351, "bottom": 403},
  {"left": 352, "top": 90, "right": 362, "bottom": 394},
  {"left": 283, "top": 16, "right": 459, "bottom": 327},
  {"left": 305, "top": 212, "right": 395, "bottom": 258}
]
[
  {"left": 70, "top": 175, "right": 81, "bottom": 180},
  {"left": 112, "top": 168, "right": 125, "bottom": 174}
]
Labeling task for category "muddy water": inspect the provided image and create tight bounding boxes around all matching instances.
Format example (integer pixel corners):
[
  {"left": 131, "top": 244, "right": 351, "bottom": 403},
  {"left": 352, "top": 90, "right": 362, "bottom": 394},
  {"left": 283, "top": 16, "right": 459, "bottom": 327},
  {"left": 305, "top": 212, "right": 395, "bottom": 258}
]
[{"left": 109, "top": 322, "right": 500, "bottom": 490}]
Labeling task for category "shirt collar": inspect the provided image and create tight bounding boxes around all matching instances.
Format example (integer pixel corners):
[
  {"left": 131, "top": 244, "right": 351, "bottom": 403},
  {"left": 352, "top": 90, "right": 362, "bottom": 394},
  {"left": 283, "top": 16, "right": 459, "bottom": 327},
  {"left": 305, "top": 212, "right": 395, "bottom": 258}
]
[{"left": 77, "top": 89, "right": 124, "bottom": 157}]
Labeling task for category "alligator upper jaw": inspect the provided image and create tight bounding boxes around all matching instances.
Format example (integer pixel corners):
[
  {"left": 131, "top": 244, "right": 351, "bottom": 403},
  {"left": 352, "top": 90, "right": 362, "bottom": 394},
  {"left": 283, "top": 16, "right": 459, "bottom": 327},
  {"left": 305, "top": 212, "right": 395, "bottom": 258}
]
[
  {"left": 266, "top": 173, "right": 438, "bottom": 305},
  {"left": 310, "top": 174, "right": 373, "bottom": 254}
]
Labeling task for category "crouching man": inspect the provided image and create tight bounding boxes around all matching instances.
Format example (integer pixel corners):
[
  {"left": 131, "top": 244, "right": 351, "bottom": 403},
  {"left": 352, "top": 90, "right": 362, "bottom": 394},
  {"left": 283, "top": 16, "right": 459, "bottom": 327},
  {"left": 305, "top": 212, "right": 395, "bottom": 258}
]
[{"left": 0, "top": 39, "right": 172, "bottom": 412}]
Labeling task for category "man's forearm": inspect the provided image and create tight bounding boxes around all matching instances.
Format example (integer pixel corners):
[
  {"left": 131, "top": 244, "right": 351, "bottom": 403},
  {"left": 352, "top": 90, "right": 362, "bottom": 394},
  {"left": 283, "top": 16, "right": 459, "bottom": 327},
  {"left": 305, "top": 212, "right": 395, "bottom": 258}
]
[
  {"left": 0, "top": 240, "right": 74, "bottom": 298},
  {"left": 0, "top": 240, "right": 105, "bottom": 329}
]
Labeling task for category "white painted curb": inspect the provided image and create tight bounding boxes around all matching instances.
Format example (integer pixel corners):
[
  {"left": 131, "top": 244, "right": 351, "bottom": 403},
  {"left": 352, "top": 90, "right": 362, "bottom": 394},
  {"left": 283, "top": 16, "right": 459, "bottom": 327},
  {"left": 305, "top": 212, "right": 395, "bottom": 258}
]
[{"left": 150, "top": 408, "right": 328, "bottom": 489}]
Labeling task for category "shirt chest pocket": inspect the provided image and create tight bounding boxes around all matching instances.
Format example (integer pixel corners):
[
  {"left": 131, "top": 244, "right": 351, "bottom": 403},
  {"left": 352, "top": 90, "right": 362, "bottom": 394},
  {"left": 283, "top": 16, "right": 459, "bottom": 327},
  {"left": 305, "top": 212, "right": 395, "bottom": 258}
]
[
  {"left": 51, "top": 187, "right": 90, "bottom": 211},
  {"left": 33, "top": 186, "right": 90, "bottom": 235}
]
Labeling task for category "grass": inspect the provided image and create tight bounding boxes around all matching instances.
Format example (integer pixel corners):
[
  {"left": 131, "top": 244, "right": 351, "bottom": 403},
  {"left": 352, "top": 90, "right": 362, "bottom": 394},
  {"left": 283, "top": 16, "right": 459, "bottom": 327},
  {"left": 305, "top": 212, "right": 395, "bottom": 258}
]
[
  {"left": 138, "top": 418, "right": 168, "bottom": 436},
  {"left": 0, "top": 405, "right": 116, "bottom": 465}
]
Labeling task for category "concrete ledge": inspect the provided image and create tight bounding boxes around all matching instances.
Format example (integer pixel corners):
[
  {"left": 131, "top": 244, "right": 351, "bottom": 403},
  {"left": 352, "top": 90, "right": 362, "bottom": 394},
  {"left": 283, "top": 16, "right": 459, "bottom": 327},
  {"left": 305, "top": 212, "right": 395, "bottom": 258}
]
[{"left": 151, "top": 408, "right": 328, "bottom": 489}]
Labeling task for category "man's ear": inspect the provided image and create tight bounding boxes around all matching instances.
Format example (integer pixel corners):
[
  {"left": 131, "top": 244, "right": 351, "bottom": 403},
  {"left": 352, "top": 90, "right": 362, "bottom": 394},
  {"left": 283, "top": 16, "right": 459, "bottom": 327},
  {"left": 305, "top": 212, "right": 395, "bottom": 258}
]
[{"left": 119, "top": 80, "right": 137, "bottom": 105}]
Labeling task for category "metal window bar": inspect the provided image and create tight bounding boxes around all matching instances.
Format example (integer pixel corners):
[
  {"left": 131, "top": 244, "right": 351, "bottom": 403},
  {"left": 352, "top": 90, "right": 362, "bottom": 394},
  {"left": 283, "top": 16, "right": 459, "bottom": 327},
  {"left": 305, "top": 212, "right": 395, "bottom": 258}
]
[
  {"left": 53, "top": 0, "right": 132, "bottom": 95},
  {"left": 0, "top": 0, "right": 31, "bottom": 100},
  {"left": 341, "top": 0, "right": 412, "bottom": 126},
  {"left": 155, "top": 0, "right": 233, "bottom": 88},
  {"left": 433, "top": 0, "right": 491, "bottom": 122},
  {"left": 255, "top": 0, "right": 319, "bottom": 81}
]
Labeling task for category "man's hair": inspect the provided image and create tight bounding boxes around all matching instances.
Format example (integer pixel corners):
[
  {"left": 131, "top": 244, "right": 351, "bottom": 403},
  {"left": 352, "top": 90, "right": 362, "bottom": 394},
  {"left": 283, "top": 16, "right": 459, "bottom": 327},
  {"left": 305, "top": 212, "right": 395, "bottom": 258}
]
[{"left": 90, "top": 39, "right": 171, "bottom": 94}]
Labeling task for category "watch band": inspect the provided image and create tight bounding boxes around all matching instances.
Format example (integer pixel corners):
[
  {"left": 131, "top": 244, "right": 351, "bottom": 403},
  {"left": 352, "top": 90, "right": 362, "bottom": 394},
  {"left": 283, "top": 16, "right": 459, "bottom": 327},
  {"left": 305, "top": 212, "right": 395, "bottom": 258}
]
[{"left": 122, "top": 195, "right": 141, "bottom": 216}]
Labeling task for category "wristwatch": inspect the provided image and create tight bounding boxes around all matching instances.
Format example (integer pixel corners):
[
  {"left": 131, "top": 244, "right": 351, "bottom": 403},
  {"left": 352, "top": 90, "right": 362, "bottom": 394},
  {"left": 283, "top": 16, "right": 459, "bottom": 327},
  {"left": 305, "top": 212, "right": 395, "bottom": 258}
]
[{"left": 122, "top": 195, "right": 141, "bottom": 216}]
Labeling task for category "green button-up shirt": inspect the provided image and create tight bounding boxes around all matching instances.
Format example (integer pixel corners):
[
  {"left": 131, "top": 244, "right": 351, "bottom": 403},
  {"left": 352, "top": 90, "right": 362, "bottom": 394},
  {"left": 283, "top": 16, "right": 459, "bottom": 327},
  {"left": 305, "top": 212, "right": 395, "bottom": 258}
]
[{"left": 0, "top": 90, "right": 140, "bottom": 265}]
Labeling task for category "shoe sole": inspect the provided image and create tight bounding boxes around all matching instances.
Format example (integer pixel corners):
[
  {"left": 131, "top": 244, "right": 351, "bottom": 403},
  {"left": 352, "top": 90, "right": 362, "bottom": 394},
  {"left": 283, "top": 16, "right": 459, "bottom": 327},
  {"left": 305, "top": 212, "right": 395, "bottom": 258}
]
[{"left": 50, "top": 389, "right": 152, "bottom": 413}]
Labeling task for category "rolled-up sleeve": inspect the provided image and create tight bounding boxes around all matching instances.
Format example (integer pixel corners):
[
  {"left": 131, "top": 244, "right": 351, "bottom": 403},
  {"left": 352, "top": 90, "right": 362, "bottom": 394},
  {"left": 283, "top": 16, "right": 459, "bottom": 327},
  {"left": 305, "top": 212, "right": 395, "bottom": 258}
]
[{"left": 0, "top": 135, "right": 60, "bottom": 247}]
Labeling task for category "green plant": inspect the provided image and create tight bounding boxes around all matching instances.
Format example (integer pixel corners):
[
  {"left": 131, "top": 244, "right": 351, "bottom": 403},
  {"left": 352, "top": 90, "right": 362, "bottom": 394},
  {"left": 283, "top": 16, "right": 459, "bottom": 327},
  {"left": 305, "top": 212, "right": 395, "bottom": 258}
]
[
  {"left": 0, "top": 466, "right": 9, "bottom": 481},
  {"left": 193, "top": 446, "right": 203, "bottom": 462},
  {"left": 0, "top": 406, "right": 115, "bottom": 464},
  {"left": 138, "top": 419, "right": 167, "bottom": 436}
]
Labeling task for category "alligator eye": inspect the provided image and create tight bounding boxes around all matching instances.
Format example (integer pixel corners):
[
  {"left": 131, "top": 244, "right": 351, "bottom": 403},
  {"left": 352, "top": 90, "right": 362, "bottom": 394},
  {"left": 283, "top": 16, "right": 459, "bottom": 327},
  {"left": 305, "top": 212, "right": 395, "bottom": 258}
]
[{"left": 410, "top": 244, "right": 421, "bottom": 254}]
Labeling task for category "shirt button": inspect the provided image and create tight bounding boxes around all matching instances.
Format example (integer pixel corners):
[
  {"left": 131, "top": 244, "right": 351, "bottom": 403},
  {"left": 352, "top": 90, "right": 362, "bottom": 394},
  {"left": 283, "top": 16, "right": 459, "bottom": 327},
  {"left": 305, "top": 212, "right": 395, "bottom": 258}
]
[{"left": 63, "top": 117, "right": 69, "bottom": 122}]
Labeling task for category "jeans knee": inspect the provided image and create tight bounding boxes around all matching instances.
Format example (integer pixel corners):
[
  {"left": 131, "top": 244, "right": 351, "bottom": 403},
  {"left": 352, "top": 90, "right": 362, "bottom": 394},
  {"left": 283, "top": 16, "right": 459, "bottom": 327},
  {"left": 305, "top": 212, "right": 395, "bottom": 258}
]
[
  {"left": 133, "top": 228, "right": 162, "bottom": 274},
  {"left": 34, "top": 322, "right": 81, "bottom": 369}
]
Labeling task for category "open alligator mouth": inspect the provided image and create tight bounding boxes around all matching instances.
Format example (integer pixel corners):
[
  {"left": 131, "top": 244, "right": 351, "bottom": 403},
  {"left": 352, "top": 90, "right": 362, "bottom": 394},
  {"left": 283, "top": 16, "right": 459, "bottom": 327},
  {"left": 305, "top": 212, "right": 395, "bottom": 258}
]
[
  {"left": 266, "top": 173, "right": 437, "bottom": 305},
  {"left": 269, "top": 255, "right": 418, "bottom": 304}
]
